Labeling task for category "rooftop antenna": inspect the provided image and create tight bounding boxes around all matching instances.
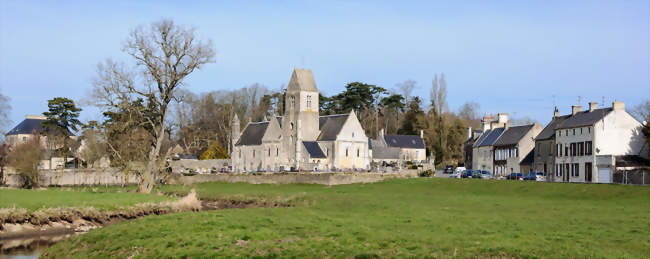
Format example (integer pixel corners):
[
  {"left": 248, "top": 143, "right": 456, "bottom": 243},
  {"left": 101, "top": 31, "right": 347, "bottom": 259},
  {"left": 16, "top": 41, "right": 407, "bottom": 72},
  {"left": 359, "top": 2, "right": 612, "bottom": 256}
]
[
  {"left": 552, "top": 94, "right": 556, "bottom": 107},
  {"left": 577, "top": 95, "right": 582, "bottom": 104}
]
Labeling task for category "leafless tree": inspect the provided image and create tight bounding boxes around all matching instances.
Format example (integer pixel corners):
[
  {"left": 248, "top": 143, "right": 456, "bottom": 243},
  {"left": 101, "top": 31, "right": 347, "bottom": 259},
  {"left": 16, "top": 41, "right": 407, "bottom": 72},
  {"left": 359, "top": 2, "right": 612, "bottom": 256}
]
[
  {"left": 7, "top": 134, "right": 44, "bottom": 188},
  {"left": 396, "top": 80, "right": 416, "bottom": 102},
  {"left": 92, "top": 19, "right": 215, "bottom": 193},
  {"left": 0, "top": 91, "right": 10, "bottom": 139},
  {"left": 630, "top": 100, "right": 650, "bottom": 122},
  {"left": 457, "top": 101, "right": 481, "bottom": 128}
]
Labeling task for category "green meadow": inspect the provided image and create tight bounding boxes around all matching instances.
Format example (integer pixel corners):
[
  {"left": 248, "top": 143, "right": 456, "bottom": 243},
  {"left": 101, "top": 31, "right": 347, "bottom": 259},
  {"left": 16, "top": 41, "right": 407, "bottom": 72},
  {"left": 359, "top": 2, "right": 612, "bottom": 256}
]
[{"left": 35, "top": 178, "right": 650, "bottom": 258}]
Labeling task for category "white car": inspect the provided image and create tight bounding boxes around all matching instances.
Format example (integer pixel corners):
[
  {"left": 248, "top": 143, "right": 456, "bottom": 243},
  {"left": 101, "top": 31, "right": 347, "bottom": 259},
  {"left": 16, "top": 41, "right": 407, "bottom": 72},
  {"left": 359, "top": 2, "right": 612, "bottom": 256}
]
[
  {"left": 454, "top": 167, "right": 466, "bottom": 174},
  {"left": 536, "top": 172, "right": 547, "bottom": 181}
]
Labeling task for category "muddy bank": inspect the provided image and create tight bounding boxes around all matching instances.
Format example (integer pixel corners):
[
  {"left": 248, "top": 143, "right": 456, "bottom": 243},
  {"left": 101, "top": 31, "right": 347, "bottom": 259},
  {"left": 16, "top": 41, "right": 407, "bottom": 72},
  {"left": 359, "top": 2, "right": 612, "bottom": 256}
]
[{"left": 1, "top": 191, "right": 295, "bottom": 248}]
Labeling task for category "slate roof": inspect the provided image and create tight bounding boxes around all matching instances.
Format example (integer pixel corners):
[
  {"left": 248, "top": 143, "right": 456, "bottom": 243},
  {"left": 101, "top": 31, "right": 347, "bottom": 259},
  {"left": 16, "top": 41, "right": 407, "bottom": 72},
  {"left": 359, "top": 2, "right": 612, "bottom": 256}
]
[
  {"left": 235, "top": 122, "right": 269, "bottom": 146},
  {"left": 372, "top": 147, "right": 401, "bottom": 159},
  {"left": 494, "top": 124, "right": 535, "bottom": 146},
  {"left": 287, "top": 68, "right": 318, "bottom": 92},
  {"left": 383, "top": 134, "right": 425, "bottom": 149},
  {"left": 472, "top": 129, "right": 491, "bottom": 148},
  {"left": 6, "top": 118, "right": 45, "bottom": 135},
  {"left": 303, "top": 141, "right": 326, "bottom": 158},
  {"left": 535, "top": 115, "right": 571, "bottom": 141},
  {"left": 555, "top": 108, "right": 612, "bottom": 129},
  {"left": 318, "top": 114, "right": 349, "bottom": 141},
  {"left": 475, "top": 128, "right": 505, "bottom": 147},
  {"left": 519, "top": 150, "right": 535, "bottom": 165}
]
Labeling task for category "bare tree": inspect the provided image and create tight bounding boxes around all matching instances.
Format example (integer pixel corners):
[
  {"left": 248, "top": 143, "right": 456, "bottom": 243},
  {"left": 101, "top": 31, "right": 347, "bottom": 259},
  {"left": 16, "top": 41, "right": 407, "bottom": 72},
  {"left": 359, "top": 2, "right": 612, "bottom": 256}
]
[
  {"left": 92, "top": 19, "right": 215, "bottom": 193},
  {"left": 457, "top": 101, "right": 481, "bottom": 128},
  {"left": 0, "top": 91, "right": 10, "bottom": 140},
  {"left": 7, "top": 134, "right": 44, "bottom": 188},
  {"left": 630, "top": 100, "right": 650, "bottom": 122},
  {"left": 396, "top": 80, "right": 416, "bottom": 102}
]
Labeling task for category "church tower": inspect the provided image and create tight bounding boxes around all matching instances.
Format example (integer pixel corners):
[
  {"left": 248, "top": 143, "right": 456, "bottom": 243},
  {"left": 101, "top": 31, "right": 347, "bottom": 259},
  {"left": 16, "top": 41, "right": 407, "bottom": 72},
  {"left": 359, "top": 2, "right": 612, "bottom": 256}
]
[
  {"left": 283, "top": 68, "right": 320, "bottom": 165},
  {"left": 230, "top": 113, "right": 240, "bottom": 154}
]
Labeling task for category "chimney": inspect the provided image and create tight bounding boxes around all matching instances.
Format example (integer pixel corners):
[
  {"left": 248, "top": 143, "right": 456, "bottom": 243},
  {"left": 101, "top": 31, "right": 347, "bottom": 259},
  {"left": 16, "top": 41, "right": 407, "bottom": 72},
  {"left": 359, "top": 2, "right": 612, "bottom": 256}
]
[
  {"left": 588, "top": 102, "right": 598, "bottom": 112},
  {"left": 571, "top": 105, "right": 582, "bottom": 115},
  {"left": 420, "top": 130, "right": 424, "bottom": 139},
  {"left": 497, "top": 113, "right": 508, "bottom": 127},
  {"left": 612, "top": 101, "right": 624, "bottom": 111},
  {"left": 467, "top": 127, "right": 473, "bottom": 140},
  {"left": 25, "top": 115, "right": 47, "bottom": 120},
  {"left": 553, "top": 107, "right": 559, "bottom": 118}
]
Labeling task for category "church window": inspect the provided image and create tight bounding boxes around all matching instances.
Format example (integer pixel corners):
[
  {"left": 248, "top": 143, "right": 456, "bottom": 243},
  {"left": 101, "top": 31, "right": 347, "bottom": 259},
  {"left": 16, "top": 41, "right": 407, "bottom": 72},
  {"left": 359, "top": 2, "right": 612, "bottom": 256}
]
[
  {"left": 346, "top": 148, "right": 349, "bottom": 157},
  {"left": 357, "top": 148, "right": 360, "bottom": 157},
  {"left": 306, "top": 95, "right": 312, "bottom": 108},
  {"left": 268, "top": 148, "right": 270, "bottom": 156},
  {"left": 291, "top": 96, "right": 295, "bottom": 108},
  {"left": 253, "top": 150, "right": 256, "bottom": 158},
  {"left": 276, "top": 147, "right": 279, "bottom": 156}
]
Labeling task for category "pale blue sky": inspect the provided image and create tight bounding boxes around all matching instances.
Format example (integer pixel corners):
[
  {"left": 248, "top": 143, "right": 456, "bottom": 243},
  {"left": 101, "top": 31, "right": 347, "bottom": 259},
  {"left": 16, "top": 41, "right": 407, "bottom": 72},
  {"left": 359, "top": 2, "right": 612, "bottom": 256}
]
[{"left": 1, "top": 0, "right": 648, "bottom": 128}]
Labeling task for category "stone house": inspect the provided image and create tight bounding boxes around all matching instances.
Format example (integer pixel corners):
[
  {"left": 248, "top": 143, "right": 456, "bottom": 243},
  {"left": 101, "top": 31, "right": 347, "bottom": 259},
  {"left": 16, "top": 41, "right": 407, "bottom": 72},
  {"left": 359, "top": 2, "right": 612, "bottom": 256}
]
[
  {"left": 553, "top": 102, "right": 647, "bottom": 183},
  {"left": 463, "top": 128, "right": 483, "bottom": 169},
  {"left": 4, "top": 115, "right": 48, "bottom": 147},
  {"left": 533, "top": 108, "right": 570, "bottom": 181},
  {"left": 471, "top": 113, "right": 509, "bottom": 173},
  {"left": 368, "top": 129, "right": 426, "bottom": 165},
  {"left": 492, "top": 123, "right": 542, "bottom": 175}
]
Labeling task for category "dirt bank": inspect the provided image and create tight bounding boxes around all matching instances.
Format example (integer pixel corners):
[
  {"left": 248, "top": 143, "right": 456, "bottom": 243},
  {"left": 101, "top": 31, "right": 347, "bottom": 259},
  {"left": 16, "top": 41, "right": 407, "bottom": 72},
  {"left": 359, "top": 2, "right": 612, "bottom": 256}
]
[{"left": 1, "top": 190, "right": 295, "bottom": 245}]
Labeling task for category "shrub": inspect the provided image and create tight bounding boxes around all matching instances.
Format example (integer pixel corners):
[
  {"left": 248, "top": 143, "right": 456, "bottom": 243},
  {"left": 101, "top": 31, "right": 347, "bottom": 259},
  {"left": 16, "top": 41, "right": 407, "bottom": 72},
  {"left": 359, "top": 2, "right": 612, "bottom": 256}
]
[
  {"left": 7, "top": 134, "right": 44, "bottom": 188},
  {"left": 419, "top": 170, "right": 434, "bottom": 177}
]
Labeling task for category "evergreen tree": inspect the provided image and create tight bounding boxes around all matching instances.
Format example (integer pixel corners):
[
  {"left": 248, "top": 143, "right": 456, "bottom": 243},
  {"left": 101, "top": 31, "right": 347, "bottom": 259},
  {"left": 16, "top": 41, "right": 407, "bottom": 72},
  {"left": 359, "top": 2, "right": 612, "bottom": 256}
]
[
  {"left": 41, "top": 97, "right": 82, "bottom": 164},
  {"left": 398, "top": 97, "right": 426, "bottom": 135}
]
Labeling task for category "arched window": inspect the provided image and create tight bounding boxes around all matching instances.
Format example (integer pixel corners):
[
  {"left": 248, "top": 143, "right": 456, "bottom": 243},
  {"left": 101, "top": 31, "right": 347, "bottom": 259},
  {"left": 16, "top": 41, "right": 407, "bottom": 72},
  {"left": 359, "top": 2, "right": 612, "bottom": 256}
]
[
  {"left": 276, "top": 147, "right": 279, "bottom": 156},
  {"left": 291, "top": 96, "right": 295, "bottom": 108},
  {"left": 306, "top": 95, "right": 312, "bottom": 108},
  {"left": 346, "top": 148, "right": 349, "bottom": 157}
]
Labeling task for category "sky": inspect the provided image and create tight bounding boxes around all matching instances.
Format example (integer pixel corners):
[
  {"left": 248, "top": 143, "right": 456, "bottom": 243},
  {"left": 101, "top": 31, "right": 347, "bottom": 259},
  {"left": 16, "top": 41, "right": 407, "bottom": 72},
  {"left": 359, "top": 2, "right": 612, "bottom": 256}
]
[{"left": 1, "top": 0, "right": 648, "bottom": 130}]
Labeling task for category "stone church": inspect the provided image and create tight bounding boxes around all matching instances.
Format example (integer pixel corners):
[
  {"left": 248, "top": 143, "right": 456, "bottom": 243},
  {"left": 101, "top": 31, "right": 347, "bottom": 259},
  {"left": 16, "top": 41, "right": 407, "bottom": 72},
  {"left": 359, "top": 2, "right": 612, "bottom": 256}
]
[{"left": 231, "top": 68, "right": 371, "bottom": 172}]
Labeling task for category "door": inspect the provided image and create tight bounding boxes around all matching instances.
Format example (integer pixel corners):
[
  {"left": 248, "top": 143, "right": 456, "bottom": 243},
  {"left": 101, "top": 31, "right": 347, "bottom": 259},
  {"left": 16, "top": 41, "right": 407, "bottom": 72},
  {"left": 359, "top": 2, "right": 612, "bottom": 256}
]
[
  {"left": 598, "top": 167, "right": 611, "bottom": 183},
  {"left": 585, "top": 162, "right": 592, "bottom": 182}
]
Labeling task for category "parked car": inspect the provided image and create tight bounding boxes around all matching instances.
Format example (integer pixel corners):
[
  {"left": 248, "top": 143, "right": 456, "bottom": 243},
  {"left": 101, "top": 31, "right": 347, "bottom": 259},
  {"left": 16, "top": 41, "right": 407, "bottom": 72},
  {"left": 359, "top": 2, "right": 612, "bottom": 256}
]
[
  {"left": 506, "top": 173, "right": 524, "bottom": 180},
  {"left": 449, "top": 171, "right": 461, "bottom": 178},
  {"left": 454, "top": 167, "right": 466, "bottom": 174},
  {"left": 477, "top": 170, "right": 492, "bottom": 179},
  {"left": 523, "top": 172, "right": 537, "bottom": 181},
  {"left": 462, "top": 170, "right": 475, "bottom": 178},
  {"left": 471, "top": 170, "right": 483, "bottom": 179},
  {"left": 535, "top": 171, "right": 546, "bottom": 181},
  {"left": 444, "top": 165, "right": 454, "bottom": 174}
]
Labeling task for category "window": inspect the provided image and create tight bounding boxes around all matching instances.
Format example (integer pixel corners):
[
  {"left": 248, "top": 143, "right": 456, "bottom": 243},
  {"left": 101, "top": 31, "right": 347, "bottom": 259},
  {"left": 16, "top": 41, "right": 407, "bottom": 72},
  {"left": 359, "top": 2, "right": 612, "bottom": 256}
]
[
  {"left": 579, "top": 142, "right": 584, "bottom": 156},
  {"left": 572, "top": 163, "right": 579, "bottom": 177},
  {"left": 290, "top": 122, "right": 294, "bottom": 130},
  {"left": 580, "top": 128, "right": 583, "bottom": 134},
  {"left": 22, "top": 137, "right": 27, "bottom": 142},
  {"left": 585, "top": 141, "right": 593, "bottom": 155},
  {"left": 276, "top": 147, "right": 279, "bottom": 156},
  {"left": 558, "top": 131, "right": 561, "bottom": 137},
  {"left": 291, "top": 96, "right": 295, "bottom": 108},
  {"left": 565, "top": 146, "right": 568, "bottom": 157},
  {"left": 306, "top": 95, "right": 312, "bottom": 108},
  {"left": 326, "top": 148, "right": 329, "bottom": 157},
  {"left": 239, "top": 150, "right": 241, "bottom": 158},
  {"left": 253, "top": 150, "right": 256, "bottom": 158},
  {"left": 565, "top": 130, "right": 568, "bottom": 136},
  {"left": 268, "top": 148, "right": 271, "bottom": 156},
  {"left": 352, "top": 132, "right": 355, "bottom": 138},
  {"left": 357, "top": 149, "right": 360, "bottom": 157},
  {"left": 573, "top": 129, "right": 575, "bottom": 135},
  {"left": 588, "top": 127, "right": 591, "bottom": 133},
  {"left": 346, "top": 148, "right": 349, "bottom": 157}
]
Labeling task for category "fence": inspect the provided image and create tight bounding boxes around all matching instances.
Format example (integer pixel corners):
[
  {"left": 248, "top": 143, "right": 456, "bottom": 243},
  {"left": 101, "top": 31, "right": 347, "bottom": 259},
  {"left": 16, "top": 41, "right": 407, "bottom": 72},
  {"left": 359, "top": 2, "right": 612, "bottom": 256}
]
[{"left": 613, "top": 169, "right": 650, "bottom": 185}]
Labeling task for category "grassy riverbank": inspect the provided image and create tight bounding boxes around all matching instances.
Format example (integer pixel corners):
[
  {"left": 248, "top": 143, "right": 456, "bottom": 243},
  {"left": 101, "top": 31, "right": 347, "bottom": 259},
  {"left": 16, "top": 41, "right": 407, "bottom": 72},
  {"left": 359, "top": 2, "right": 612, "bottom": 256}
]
[
  {"left": 0, "top": 186, "right": 171, "bottom": 212},
  {"left": 44, "top": 178, "right": 650, "bottom": 258}
]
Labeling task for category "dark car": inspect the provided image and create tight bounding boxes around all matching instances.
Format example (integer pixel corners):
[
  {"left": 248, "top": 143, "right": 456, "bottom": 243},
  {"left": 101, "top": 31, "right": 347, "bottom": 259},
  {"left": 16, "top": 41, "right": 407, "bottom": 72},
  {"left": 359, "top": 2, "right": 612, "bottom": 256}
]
[
  {"left": 462, "top": 170, "right": 475, "bottom": 178},
  {"left": 506, "top": 173, "right": 524, "bottom": 180},
  {"left": 523, "top": 172, "right": 537, "bottom": 181},
  {"left": 444, "top": 165, "right": 454, "bottom": 174},
  {"left": 471, "top": 170, "right": 483, "bottom": 179}
]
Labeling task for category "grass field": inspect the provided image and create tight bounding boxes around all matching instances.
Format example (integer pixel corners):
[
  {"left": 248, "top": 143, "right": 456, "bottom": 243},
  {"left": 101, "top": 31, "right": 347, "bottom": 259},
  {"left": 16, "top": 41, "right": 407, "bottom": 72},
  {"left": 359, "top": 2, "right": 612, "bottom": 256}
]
[
  {"left": 43, "top": 178, "right": 650, "bottom": 258},
  {"left": 0, "top": 186, "right": 172, "bottom": 212}
]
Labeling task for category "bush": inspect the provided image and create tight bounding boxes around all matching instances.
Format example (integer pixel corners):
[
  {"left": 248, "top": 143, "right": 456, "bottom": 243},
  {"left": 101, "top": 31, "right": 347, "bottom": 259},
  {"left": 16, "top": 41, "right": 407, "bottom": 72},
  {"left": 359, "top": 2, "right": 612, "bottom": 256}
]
[
  {"left": 7, "top": 135, "right": 44, "bottom": 188},
  {"left": 408, "top": 165, "right": 418, "bottom": 170},
  {"left": 419, "top": 170, "right": 434, "bottom": 177}
]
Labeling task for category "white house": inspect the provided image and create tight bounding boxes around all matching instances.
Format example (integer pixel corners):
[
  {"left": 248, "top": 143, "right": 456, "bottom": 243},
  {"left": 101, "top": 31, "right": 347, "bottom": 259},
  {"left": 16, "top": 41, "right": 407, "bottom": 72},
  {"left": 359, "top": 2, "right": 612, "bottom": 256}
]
[{"left": 553, "top": 102, "right": 647, "bottom": 183}]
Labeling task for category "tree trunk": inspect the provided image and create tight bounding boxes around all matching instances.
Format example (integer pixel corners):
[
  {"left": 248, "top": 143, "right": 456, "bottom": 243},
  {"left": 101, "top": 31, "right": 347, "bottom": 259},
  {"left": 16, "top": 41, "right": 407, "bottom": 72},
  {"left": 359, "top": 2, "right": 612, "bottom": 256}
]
[{"left": 139, "top": 109, "right": 168, "bottom": 193}]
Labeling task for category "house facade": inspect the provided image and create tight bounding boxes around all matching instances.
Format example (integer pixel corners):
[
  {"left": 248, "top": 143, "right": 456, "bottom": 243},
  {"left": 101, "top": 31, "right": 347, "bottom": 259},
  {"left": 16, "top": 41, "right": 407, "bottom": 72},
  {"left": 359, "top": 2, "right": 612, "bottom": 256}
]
[
  {"left": 471, "top": 113, "right": 509, "bottom": 173},
  {"left": 553, "top": 102, "right": 647, "bottom": 183},
  {"left": 492, "top": 123, "right": 541, "bottom": 175},
  {"left": 534, "top": 108, "right": 570, "bottom": 181},
  {"left": 5, "top": 115, "right": 48, "bottom": 147}
]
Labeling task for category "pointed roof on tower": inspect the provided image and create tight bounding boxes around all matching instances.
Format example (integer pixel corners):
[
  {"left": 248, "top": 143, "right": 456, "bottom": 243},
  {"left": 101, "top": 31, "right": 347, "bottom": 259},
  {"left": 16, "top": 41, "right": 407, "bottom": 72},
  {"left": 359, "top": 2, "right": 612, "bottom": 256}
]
[{"left": 287, "top": 68, "right": 318, "bottom": 92}]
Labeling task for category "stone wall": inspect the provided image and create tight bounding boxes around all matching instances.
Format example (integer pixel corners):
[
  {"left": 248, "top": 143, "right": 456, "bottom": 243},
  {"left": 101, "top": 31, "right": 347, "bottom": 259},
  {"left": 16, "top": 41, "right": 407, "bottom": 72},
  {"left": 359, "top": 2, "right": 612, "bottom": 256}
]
[
  {"left": 2, "top": 168, "right": 420, "bottom": 187},
  {"left": 171, "top": 170, "right": 420, "bottom": 186},
  {"left": 2, "top": 169, "right": 140, "bottom": 187}
]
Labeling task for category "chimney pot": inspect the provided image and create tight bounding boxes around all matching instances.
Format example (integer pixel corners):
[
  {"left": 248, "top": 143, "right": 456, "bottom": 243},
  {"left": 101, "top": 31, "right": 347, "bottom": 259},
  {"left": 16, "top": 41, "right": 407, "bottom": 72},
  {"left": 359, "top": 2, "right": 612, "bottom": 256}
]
[
  {"left": 588, "top": 102, "right": 598, "bottom": 112},
  {"left": 553, "top": 107, "right": 559, "bottom": 118}
]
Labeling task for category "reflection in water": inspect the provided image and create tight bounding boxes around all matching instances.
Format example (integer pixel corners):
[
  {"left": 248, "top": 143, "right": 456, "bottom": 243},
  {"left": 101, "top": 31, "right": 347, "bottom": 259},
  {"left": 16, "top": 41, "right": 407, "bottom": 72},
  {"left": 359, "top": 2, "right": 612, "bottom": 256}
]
[{"left": 1, "top": 233, "right": 79, "bottom": 259}]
